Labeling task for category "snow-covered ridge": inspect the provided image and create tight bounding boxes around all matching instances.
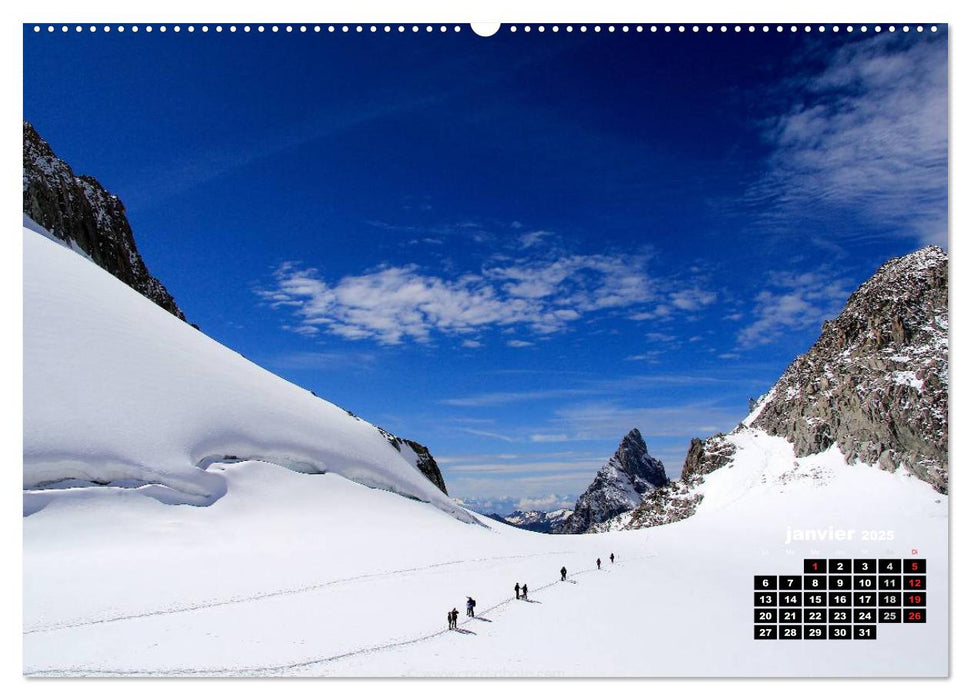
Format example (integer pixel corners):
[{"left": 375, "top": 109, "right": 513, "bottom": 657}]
[{"left": 23, "top": 223, "right": 474, "bottom": 523}]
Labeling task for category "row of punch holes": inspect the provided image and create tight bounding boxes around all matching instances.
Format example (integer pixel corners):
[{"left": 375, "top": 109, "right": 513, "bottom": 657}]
[{"left": 32, "top": 24, "right": 940, "bottom": 35}]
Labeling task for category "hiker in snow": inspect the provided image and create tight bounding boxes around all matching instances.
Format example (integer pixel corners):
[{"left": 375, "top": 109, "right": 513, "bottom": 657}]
[
  {"left": 467, "top": 597, "right": 476, "bottom": 618},
  {"left": 447, "top": 609, "right": 454, "bottom": 630},
  {"left": 561, "top": 566, "right": 567, "bottom": 581},
  {"left": 522, "top": 583, "right": 528, "bottom": 600},
  {"left": 597, "top": 558, "right": 601, "bottom": 570},
  {"left": 451, "top": 607, "right": 459, "bottom": 629},
  {"left": 515, "top": 582, "right": 521, "bottom": 600},
  {"left": 610, "top": 553, "right": 615, "bottom": 564}
]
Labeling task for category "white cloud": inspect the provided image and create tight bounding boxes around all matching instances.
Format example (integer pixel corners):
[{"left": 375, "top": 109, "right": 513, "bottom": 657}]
[
  {"left": 506, "top": 339, "right": 534, "bottom": 348},
  {"left": 737, "top": 270, "right": 852, "bottom": 348},
  {"left": 259, "top": 251, "right": 690, "bottom": 345},
  {"left": 529, "top": 433, "right": 570, "bottom": 443},
  {"left": 753, "top": 35, "right": 947, "bottom": 246},
  {"left": 461, "top": 339, "right": 482, "bottom": 348},
  {"left": 518, "top": 230, "right": 554, "bottom": 249}
]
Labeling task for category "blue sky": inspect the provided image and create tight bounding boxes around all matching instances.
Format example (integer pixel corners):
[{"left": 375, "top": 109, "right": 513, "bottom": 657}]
[{"left": 23, "top": 24, "right": 947, "bottom": 514}]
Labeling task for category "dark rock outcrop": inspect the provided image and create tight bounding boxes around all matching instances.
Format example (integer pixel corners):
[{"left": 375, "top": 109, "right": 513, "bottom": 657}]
[
  {"left": 23, "top": 121, "right": 185, "bottom": 320},
  {"left": 378, "top": 428, "right": 448, "bottom": 495},
  {"left": 751, "top": 246, "right": 948, "bottom": 493},
  {"left": 559, "top": 428, "right": 668, "bottom": 534}
]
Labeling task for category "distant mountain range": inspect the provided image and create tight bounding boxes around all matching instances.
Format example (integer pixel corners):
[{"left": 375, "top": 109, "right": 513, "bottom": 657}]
[{"left": 486, "top": 508, "right": 573, "bottom": 533}]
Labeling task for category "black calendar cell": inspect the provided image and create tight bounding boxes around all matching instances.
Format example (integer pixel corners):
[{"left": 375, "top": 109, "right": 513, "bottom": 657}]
[
  {"left": 828, "top": 625, "right": 852, "bottom": 639},
  {"left": 854, "top": 625, "right": 877, "bottom": 640},
  {"left": 880, "top": 592, "right": 901, "bottom": 607},
  {"left": 879, "top": 575, "right": 901, "bottom": 590},
  {"left": 780, "top": 609, "right": 802, "bottom": 623},
  {"left": 804, "top": 575, "right": 827, "bottom": 590},
  {"left": 904, "top": 592, "right": 926, "bottom": 607},
  {"left": 828, "top": 608, "right": 851, "bottom": 623},
  {"left": 755, "top": 575, "right": 777, "bottom": 590},
  {"left": 755, "top": 609, "right": 777, "bottom": 623},
  {"left": 854, "top": 608, "right": 877, "bottom": 623},
  {"left": 854, "top": 592, "right": 877, "bottom": 607},
  {"left": 804, "top": 624, "right": 826, "bottom": 639},
  {"left": 829, "top": 592, "right": 852, "bottom": 607},
  {"left": 754, "top": 625, "right": 778, "bottom": 639},
  {"left": 779, "top": 576, "right": 802, "bottom": 590},
  {"left": 853, "top": 575, "right": 876, "bottom": 590},
  {"left": 755, "top": 592, "right": 776, "bottom": 607},
  {"left": 829, "top": 559, "right": 852, "bottom": 574},
  {"left": 804, "top": 593, "right": 827, "bottom": 607},
  {"left": 904, "top": 609, "right": 926, "bottom": 624},
  {"left": 779, "top": 592, "right": 802, "bottom": 607},
  {"left": 804, "top": 558, "right": 827, "bottom": 574},
  {"left": 853, "top": 559, "right": 876, "bottom": 574},
  {"left": 828, "top": 575, "right": 852, "bottom": 590},
  {"left": 904, "top": 559, "right": 926, "bottom": 574},
  {"left": 879, "top": 559, "right": 902, "bottom": 574},
  {"left": 779, "top": 625, "right": 802, "bottom": 640},
  {"left": 879, "top": 608, "right": 902, "bottom": 623},
  {"left": 904, "top": 576, "right": 926, "bottom": 590},
  {"left": 805, "top": 609, "right": 825, "bottom": 623}
]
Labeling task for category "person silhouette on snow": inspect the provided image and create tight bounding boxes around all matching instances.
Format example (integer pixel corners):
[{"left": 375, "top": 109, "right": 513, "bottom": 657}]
[
  {"left": 522, "top": 583, "right": 528, "bottom": 600},
  {"left": 467, "top": 597, "right": 476, "bottom": 617},
  {"left": 451, "top": 607, "right": 459, "bottom": 629},
  {"left": 597, "top": 558, "right": 601, "bottom": 570},
  {"left": 561, "top": 566, "right": 567, "bottom": 581},
  {"left": 447, "top": 609, "right": 454, "bottom": 630},
  {"left": 514, "top": 582, "right": 521, "bottom": 600},
  {"left": 610, "top": 553, "right": 615, "bottom": 564}
]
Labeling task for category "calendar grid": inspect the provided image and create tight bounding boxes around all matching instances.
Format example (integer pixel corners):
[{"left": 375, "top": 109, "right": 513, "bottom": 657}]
[{"left": 754, "top": 559, "right": 926, "bottom": 640}]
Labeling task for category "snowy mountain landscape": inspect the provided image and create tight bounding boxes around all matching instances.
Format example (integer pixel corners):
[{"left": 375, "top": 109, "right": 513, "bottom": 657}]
[
  {"left": 23, "top": 215, "right": 948, "bottom": 676},
  {"left": 22, "top": 26, "right": 950, "bottom": 680}
]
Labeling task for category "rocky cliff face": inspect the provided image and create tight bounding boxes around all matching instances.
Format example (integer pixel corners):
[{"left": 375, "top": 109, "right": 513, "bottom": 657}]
[
  {"left": 559, "top": 428, "right": 669, "bottom": 534},
  {"left": 621, "top": 246, "right": 950, "bottom": 532},
  {"left": 23, "top": 121, "right": 185, "bottom": 320},
  {"left": 750, "top": 246, "right": 948, "bottom": 493},
  {"left": 378, "top": 429, "right": 448, "bottom": 495}
]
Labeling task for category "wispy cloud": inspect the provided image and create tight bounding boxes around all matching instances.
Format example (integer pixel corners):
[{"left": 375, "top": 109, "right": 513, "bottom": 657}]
[
  {"left": 750, "top": 34, "right": 947, "bottom": 245},
  {"left": 258, "top": 251, "right": 682, "bottom": 345},
  {"left": 267, "top": 350, "right": 376, "bottom": 371},
  {"left": 737, "top": 269, "right": 852, "bottom": 348}
]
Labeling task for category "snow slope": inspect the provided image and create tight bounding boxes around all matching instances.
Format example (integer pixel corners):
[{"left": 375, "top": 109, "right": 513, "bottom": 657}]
[
  {"left": 22, "top": 223, "right": 470, "bottom": 522},
  {"left": 22, "top": 222, "right": 947, "bottom": 677}
]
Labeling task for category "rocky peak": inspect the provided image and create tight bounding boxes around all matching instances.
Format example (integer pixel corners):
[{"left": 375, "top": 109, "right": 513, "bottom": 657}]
[
  {"left": 558, "top": 428, "right": 669, "bottom": 534},
  {"left": 23, "top": 121, "right": 185, "bottom": 320},
  {"left": 750, "top": 246, "right": 948, "bottom": 492}
]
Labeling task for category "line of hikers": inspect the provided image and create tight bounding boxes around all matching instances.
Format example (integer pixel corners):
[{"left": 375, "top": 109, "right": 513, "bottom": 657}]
[{"left": 447, "top": 553, "right": 616, "bottom": 630}]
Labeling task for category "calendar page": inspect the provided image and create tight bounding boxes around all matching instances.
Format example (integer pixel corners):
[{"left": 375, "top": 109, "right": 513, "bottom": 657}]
[{"left": 21, "top": 12, "right": 949, "bottom": 679}]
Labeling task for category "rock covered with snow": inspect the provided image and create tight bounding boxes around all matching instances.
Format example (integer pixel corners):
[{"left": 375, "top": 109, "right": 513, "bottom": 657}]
[
  {"left": 22, "top": 121, "right": 185, "bottom": 320},
  {"left": 750, "top": 246, "right": 948, "bottom": 492},
  {"left": 621, "top": 246, "right": 950, "bottom": 532},
  {"left": 559, "top": 428, "right": 668, "bottom": 534}
]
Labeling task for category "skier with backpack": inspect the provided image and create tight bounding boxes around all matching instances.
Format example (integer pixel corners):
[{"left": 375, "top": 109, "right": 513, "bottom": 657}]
[
  {"left": 522, "top": 583, "right": 528, "bottom": 600},
  {"left": 514, "top": 582, "right": 521, "bottom": 600},
  {"left": 610, "top": 553, "right": 615, "bottom": 564},
  {"left": 467, "top": 596, "right": 476, "bottom": 618},
  {"left": 560, "top": 566, "right": 567, "bottom": 581},
  {"left": 597, "top": 557, "right": 601, "bottom": 570}
]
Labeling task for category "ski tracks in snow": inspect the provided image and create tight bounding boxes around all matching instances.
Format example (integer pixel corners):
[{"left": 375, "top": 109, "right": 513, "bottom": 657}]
[{"left": 24, "top": 553, "right": 655, "bottom": 677}]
